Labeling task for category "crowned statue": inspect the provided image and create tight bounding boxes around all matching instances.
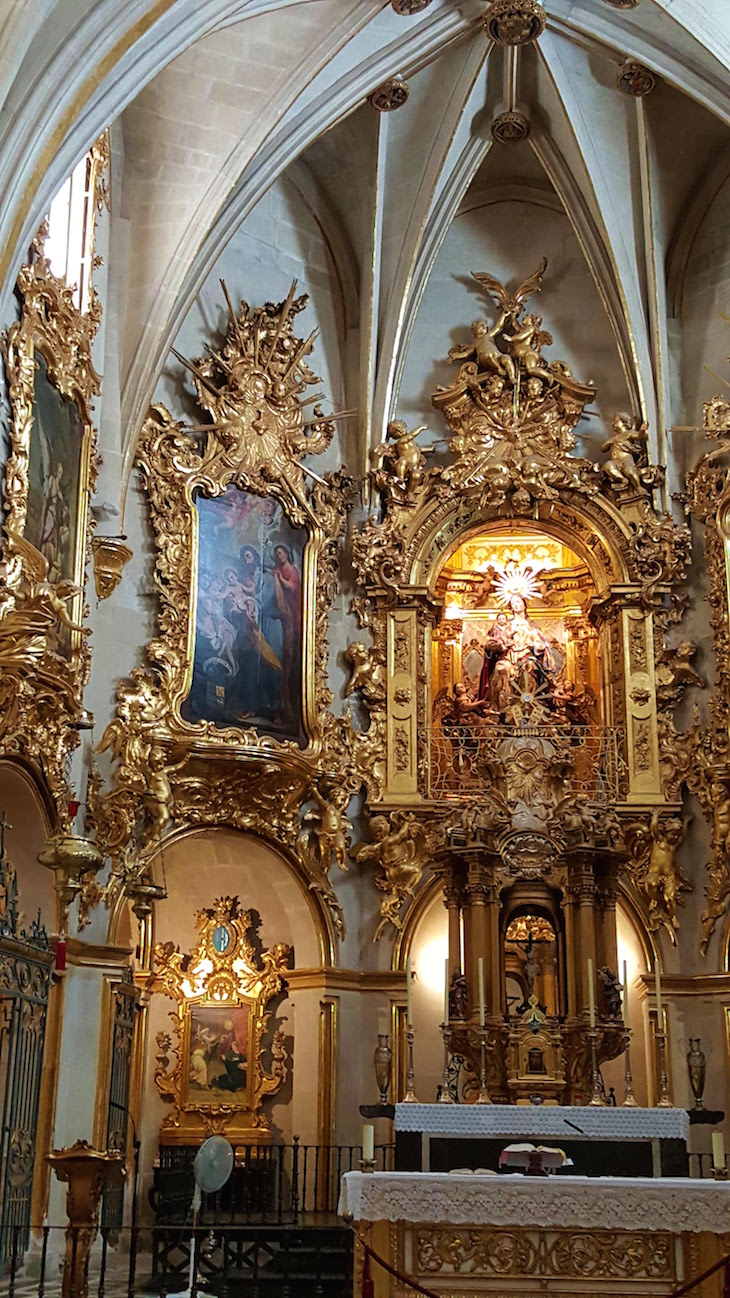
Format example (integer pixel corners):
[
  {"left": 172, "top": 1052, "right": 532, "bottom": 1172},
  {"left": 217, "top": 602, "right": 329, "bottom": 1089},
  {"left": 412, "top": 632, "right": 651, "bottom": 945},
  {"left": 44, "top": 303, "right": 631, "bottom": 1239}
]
[{"left": 477, "top": 591, "right": 555, "bottom": 716}]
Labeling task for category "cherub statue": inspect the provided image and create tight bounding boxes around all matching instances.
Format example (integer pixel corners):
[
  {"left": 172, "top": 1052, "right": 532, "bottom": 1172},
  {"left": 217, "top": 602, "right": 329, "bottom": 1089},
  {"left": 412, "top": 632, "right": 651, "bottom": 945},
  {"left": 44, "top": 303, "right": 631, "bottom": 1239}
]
[
  {"left": 344, "top": 641, "right": 385, "bottom": 707},
  {"left": 626, "top": 810, "right": 688, "bottom": 941},
  {"left": 143, "top": 744, "right": 190, "bottom": 846},
  {"left": 371, "top": 419, "right": 432, "bottom": 504},
  {"left": 465, "top": 566, "right": 497, "bottom": 608},
  {"left": 299, "top": 778, "right": 351, "bottom": 875},
  {"left": 353, "top": 812, "right": 438, "bottom": 939},
  {"left": 4, "top": 528, "right": 88, "bottom": 638},
  {"left": 447, "top": 319, "right": 516, "bottom": 386},
  {"left": 658, "top": 641, "right": 705, "bottom": 692},
  {"left": 601, "top": 413, "right": 648, "bottom": 493},
  {"left": 710, "top": 780, "right": 730, "bottom": 859}
]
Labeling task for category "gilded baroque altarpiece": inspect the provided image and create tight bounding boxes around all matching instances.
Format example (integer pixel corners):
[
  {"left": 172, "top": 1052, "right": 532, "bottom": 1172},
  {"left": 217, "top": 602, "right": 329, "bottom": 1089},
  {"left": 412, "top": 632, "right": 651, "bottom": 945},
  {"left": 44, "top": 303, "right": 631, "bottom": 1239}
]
[
  {"left": 87, "top": 262, "right": 730, "bottom": 995},
  {"left": 0, "top": 241, "right": 101, "bottom": 827},
  {"left": 93, "top": 285, "right": 358, "bottom": 941}
]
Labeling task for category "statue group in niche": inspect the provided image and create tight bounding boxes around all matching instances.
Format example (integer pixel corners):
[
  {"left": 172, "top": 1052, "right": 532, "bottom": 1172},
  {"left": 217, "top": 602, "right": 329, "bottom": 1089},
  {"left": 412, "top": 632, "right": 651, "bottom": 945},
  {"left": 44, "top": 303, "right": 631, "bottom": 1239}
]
[{"left": 444, "top": 591, "right": 591, "bottom": 729}]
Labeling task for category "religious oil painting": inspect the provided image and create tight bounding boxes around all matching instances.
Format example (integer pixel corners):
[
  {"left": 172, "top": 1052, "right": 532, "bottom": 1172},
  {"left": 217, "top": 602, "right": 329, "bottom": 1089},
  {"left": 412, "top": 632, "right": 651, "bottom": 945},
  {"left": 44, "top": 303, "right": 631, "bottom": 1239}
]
[
  {"left": 183, "top": 486, "right": 305, "bottom": 741},
  {"left": 187, "top": 1005, "right": 250, "bottom": 1105},
  {"left": 24, "top": 351, "right": 84, "bottom": 588}
]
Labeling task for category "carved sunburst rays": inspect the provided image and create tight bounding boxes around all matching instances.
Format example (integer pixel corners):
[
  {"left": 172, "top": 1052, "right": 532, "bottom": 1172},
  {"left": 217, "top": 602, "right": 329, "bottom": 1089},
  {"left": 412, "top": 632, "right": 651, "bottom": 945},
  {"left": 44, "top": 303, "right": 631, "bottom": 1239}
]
[{"left": 493, "top": 558, "right": 545, "bottom": 607}]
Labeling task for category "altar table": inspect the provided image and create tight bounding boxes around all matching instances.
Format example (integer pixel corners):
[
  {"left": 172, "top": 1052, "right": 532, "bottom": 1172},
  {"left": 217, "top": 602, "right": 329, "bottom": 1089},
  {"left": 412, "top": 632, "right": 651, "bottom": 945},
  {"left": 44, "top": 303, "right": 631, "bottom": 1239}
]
[
  {"left": 394, "top": 1102, "right": 690, "bottom": 1178},
  {"left": 339, "top": 1172, "right": 730, "bottom": 1297}
]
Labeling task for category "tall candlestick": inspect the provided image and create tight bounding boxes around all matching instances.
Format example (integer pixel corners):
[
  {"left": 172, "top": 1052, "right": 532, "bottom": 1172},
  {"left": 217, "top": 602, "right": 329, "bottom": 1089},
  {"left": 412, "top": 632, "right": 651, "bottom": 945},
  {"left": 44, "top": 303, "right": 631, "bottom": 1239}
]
[
  {"left": 406, "top": 956, "right": 413, "bottom": 1028},
  {"left": 654, "top": 963, "right": 663, "bottom": 1028},
  {"left": 712, "top": 1132, "right": 725, "bottom": 1172},
  {"left": 622, "top": 959, "right": 629, "bottom": 1026},
  {"left": 587, "top": 957, "right": 596, "bottom": 1028},
  {"left": 362, "top": 1123, "right": 374, "bottom": 1162},
  {"left": 477, "top": 956, "right": 485, "bottom": 1027},
  {"left": 444, "top": 958, "right": 450, "bottom": 1024}
]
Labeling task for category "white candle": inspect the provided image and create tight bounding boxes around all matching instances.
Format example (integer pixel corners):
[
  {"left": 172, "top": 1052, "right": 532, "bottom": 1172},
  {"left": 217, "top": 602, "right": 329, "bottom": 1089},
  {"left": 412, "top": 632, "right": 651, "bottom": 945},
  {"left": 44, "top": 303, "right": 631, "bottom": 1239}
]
[
  {"left": 712, "top": 1132, "right": 725, "bottom": 1172},
  {"left": 406, "top": 956, "right": 413, "bottom": 1029},
  {"left": 377, "top": 1010, "right": 388, "bottom": 1038},
  {"left": 444, "top": 958, "right": 450, "bottom": 1024},
  {"left": 654, "top": 963, "right": 663, "bottom": 1028},
  {"left": 587, "top": 957, "right": 596, "bottom": 1028},
  {"left": 622, "top": 959, "right": 629, "bottom": 1027},
  {"left": 362, "top": 1123, "right": 374, "bottom": 1162},
  {"left": 477, "top": 956, "right": 485, "bottom": 1027}
]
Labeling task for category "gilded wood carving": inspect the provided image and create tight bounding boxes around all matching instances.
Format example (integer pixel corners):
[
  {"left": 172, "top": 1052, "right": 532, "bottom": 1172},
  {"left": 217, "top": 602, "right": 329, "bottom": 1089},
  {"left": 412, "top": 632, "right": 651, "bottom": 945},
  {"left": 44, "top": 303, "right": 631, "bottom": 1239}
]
[
  {"left": 153, "top": 896, "right": 290, "bottom": 1144},
  {"left": 93, "top": 285, "right": 355, "bottom": 937},
  {"left": 348, "top": 259, "right": 693, "bottom": 945},
  {"left": 0, "top": 245, "right": 100, "bottom": 825}
]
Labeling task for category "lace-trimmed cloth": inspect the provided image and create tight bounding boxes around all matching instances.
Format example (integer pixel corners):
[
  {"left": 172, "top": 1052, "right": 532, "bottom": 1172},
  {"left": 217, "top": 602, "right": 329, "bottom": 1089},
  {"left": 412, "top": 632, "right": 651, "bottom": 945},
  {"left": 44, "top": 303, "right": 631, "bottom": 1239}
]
[
  {"left": 338, "top": 1172, "right": 730, "bottom": 1234},
  {"left": 394, "top": 1103, "right": 689, "bottom": 1141}
]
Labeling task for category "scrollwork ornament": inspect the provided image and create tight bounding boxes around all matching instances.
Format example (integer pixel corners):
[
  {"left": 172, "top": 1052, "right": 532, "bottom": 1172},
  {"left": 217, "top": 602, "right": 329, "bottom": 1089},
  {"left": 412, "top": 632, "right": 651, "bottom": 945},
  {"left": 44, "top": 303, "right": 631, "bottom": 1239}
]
[
  {"left": 0, "top": 247, "right": 100, "bottom": 827},
  {"left": 93, "top": 286, "right": 354, "bottom": 933}
]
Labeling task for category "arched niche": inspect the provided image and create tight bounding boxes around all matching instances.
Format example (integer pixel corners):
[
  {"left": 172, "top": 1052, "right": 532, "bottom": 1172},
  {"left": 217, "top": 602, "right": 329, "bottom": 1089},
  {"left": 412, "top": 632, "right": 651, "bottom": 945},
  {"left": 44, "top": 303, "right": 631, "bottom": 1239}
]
[
  {"left": 399, "top": 881, "right": 656, "bottom": 1107},
  {"left": 119, "top": 826, "right": 328, "bottom": 968},
  {"left": 0, "top": 760, "right": 55, "bottom": 931}
]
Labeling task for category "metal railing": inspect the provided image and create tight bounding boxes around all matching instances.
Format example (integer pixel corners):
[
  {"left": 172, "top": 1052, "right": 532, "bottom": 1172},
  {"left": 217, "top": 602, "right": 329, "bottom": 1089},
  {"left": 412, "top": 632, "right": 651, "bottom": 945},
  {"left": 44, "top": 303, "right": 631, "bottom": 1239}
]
[
  {"left": 2, "top": 1223, "right": 355, "bottom": 1298},
  {"left": 429, "top": 722, "right": 627, "bottom": 802},
  {"left": 153, "top": 1140, "right": 394, "bottom": 1225}
]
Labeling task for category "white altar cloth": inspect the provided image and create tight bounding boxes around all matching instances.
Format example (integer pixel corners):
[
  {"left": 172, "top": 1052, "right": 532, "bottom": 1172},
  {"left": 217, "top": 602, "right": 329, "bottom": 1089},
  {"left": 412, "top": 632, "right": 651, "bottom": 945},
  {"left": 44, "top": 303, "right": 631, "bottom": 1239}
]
[
  {"left": 338, "top": 1172, "right": 730, "bottom": 1234},
  {"left": 394, "top": 1102, "right": 689, "bottom": 1141}
]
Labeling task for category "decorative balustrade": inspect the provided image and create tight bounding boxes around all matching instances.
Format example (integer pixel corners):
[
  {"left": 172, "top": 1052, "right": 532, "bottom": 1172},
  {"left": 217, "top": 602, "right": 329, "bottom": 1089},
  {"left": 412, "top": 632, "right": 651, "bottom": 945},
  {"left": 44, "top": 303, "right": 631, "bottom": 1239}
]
[{"left": 428, "top": 722, "right": 627, "bottom": 804}]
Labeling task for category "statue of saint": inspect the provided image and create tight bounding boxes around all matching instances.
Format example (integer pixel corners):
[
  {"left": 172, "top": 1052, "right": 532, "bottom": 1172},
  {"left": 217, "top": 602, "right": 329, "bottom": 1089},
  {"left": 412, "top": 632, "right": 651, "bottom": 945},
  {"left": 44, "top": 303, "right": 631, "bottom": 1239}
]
[{"left": 477, "top": 594, "right": 554, "bottom": 715}]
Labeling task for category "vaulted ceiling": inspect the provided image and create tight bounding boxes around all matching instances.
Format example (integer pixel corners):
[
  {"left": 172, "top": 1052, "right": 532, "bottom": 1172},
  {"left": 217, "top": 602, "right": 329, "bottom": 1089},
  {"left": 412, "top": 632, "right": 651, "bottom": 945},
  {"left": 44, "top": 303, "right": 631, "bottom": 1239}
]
[{"left": 2, "top": 0, "right": 729, "bottom": 491}]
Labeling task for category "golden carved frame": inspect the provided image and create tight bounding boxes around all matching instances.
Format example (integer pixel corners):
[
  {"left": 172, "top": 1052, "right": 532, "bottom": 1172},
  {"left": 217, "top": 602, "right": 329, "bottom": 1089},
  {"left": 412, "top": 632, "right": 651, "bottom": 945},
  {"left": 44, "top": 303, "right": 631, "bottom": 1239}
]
[
  {"left": 0, "top": 247, "right": 100, "bottom": 823},
  {"left": 154, "top": 896, "right": 290, "bottom": 1145},
  {"left": 94, "top": 287, "right": 355, "bottom": 938}
]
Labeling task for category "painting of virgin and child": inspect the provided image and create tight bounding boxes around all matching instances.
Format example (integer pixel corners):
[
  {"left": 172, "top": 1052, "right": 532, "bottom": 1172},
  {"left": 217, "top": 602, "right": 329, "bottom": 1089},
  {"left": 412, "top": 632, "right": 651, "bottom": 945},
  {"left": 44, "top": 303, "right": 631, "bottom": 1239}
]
[{"left": 183, "top": 486, "right": 304, "bottom": 741}]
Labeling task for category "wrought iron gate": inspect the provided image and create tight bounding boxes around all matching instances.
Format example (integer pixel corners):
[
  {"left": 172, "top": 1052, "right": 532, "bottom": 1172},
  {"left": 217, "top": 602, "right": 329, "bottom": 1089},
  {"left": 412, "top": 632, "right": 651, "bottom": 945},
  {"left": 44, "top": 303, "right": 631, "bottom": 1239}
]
[
  {"left": 0, "top": 830, "right": 52, "bottom": 1263},
  {"left": 101, "top": 973, "right": 138, "bottom": 1235}
]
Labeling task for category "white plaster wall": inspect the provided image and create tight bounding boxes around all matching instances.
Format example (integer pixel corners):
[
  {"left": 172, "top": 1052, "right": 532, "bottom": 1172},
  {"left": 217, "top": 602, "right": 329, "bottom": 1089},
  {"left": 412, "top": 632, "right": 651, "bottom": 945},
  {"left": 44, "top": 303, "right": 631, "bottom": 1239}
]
[{"left": 397, "top": 197, "right": 630, "bottom": 458}]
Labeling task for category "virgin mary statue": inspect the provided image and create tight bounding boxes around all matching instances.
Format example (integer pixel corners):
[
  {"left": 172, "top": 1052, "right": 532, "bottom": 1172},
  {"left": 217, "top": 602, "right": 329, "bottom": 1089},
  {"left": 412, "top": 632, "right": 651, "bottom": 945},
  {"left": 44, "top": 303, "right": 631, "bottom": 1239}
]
[{"left": 478, "top": 593, "right": 554, "bottom": 714}]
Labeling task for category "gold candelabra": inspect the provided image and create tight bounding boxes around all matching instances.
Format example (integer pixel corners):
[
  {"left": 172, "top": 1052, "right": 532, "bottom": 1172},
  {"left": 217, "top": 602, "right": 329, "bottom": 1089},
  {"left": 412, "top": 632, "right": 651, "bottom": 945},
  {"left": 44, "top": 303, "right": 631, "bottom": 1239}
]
[
  {"left": 471, "top": 1024, "right": 491, "bottom": 1104},
  {"left": 438, "top": 1024, "right": 454, "bottom": 1103},
  {"left": 622, "top": 1033, "right": 638, "bottom": 1107},
  {"left": 655, "top": 1019, "right": 673, "bottom": 1107},
  {"left": 588, "top": 1028, "right": 605, "bottom": 1106},
  {"left": 402, "top": 1025, "right": 418, "bottom": 1103}
]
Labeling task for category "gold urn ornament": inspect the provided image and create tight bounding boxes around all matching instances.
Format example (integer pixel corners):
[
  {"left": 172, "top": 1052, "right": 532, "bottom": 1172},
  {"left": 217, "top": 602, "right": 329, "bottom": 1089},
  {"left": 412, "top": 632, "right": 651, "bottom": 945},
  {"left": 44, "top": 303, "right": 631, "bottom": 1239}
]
[{"left": 91, "top": 535, "right": 133, "bottom": 600}]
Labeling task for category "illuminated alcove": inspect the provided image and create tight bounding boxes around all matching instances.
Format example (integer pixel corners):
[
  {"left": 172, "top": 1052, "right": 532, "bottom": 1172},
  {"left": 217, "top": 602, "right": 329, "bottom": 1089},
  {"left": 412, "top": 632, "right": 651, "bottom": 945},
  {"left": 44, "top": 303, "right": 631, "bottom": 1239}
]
[
  {"left": 405, "top": 884, "right": 652, "bottom": 1109},
  {"left": 433, "top": 524, "right": 601, "bottom": 723}
]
